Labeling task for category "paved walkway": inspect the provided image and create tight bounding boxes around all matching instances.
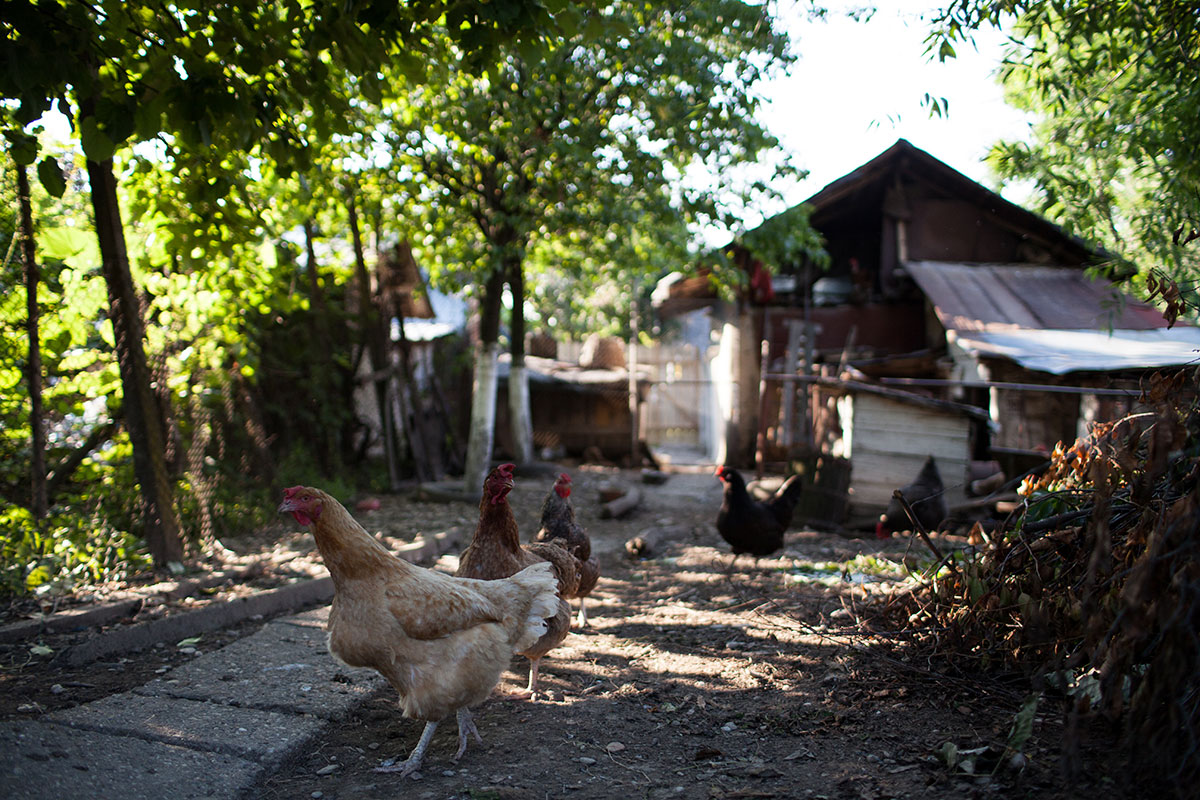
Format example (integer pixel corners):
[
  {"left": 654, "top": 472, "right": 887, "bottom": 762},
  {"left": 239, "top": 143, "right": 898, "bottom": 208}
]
[
  {"left": 0, "top": 472, "right": 722, "bottom": 799},
  {"left": 0, "top": 605, "right": 384, "bottom": 800}
]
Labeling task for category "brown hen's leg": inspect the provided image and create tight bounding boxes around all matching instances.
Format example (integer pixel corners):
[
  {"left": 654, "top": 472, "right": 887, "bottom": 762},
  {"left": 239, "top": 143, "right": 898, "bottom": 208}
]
[
  {"left": 512, "top": 658, "right": 541, "bottom": 698},
  {"left": 576, "top": 597, "right": 589, "bottom": 628},
  {"left": 453, "top": 707, "right": 482, "bottom": 761},
  {"left": 374, "top": 719, "right": 437, "bottom": 776}
]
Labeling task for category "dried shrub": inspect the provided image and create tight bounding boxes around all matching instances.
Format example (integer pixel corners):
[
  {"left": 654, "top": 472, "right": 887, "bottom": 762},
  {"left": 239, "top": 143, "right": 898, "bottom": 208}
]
[{"left": 878, "top": 369, "right": 1200, "bottom": 794}]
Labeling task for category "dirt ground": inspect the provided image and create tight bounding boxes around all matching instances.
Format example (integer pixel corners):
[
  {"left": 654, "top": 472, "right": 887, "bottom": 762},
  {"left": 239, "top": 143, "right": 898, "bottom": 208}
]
[{"left": 2, "top": 465, "right": 1125, "bottom": 798}]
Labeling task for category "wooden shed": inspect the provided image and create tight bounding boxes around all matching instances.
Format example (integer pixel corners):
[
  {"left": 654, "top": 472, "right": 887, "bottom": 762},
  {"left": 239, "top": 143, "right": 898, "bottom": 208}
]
[
  {"left": 654, "top": 138, "right": 1198, "bottom": 474},
  {"left": 829, "top": 381, "right": 988, "bottom": 526},
  {"left": 494, "top": 353, "right": 653, "bottom": 462}
]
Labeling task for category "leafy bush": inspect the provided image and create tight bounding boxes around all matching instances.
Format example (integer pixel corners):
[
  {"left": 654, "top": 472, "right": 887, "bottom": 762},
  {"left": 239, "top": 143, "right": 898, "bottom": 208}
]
[{"left": 0, "top": 500, "right": 151, "bottom": 598}]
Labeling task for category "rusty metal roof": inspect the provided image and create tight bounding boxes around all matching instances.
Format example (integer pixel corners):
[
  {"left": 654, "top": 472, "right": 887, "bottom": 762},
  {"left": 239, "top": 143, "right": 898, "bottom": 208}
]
[
  {"left": 905, "top": 261, "right": 1169, "bottom": 333},
  {"left": 906, "top": 261, "right": 1200, "bottom": 374}
]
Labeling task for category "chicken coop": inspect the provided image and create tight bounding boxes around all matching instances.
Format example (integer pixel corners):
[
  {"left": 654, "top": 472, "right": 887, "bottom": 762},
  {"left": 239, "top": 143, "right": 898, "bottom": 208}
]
[
  {"left": 823, "top": 381, "right": 988, "bottom": 528},
  {"left": 494, "top": 342, "right": 655, "bottom": 463}
]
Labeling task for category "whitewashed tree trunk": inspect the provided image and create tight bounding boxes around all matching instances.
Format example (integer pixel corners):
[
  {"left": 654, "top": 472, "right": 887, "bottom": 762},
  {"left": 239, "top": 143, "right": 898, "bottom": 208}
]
[
  {"left": 508, "top": 357, "right": 534, "bottom": 464},
  {"left": 463, "top": 340, "right": 501, "bottom": 493}
]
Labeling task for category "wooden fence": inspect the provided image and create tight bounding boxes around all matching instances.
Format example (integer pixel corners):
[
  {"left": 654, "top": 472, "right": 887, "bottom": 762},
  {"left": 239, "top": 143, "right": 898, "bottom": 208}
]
[{"left": 556, "top": 340, "right": 710, "bottom": 448}]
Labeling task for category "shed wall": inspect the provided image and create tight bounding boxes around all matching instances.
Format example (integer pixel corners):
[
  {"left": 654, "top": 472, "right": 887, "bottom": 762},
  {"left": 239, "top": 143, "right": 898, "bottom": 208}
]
[{"left": 841, "top": 393, "right": 971, "bottom": 525}]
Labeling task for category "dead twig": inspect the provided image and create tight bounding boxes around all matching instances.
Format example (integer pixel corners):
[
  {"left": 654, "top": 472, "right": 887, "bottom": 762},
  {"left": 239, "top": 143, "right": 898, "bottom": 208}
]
[{"left": 893, "top": 489, "right": 952, "bottom": 568}]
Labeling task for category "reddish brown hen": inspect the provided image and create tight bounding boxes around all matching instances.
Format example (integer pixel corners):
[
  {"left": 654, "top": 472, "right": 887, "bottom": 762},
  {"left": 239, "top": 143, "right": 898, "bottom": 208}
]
[
  {"left": 278, "top": 486, "right": 558, "bottom": 777},
  {"left": 456, "top": 464, "right": 583, "bottom": 697}
]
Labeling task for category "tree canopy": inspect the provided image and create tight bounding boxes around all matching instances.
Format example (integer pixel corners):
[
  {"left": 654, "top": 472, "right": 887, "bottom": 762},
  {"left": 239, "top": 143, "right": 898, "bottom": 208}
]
[
  {"left": 0, "top": 0, "right": 814, "bottom": 592},
  {"left": 0, "top": 0, "right": 591, "bottom": 586}
]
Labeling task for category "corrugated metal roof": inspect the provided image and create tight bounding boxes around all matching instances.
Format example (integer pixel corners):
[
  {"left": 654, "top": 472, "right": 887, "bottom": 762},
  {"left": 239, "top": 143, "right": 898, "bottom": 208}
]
[
  {"left": 906, "top": 261, "right": 1169, "bottom": 332},
  {"left": 905, "top": 261, "right": 1200, "bottom": 374},
  {"left": 953, "top": 328, "right": 1200, "bottom": 375}
]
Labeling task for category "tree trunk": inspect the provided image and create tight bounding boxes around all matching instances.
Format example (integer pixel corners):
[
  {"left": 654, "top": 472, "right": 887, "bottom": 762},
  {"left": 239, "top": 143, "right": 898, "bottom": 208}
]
[
  {"left": 86, "top": 156, "right": 183, "bottom": 565},
  {"left": 347, "top": 195, "right": 398, "bottom": 486},
  {"left": 15, "top": 163, "right": 47, "bottom": 519},
  {"left": 506, "top": 265, "right": 534, "bottom": 465},
  {"left": 463, "top": 268, "right": 506, "bottom": 493},
  {"left": 303, "top": 218, "right": 324, "bottom": 311},
  {"left": 464, "top": 340, "right": 501, "bottom": 493}
]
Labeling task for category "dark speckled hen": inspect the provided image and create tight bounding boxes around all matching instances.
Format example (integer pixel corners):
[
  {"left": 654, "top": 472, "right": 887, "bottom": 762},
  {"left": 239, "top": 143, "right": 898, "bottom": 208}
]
[{"left": 533, "top": 472, "right": 600, "bottom": 627}]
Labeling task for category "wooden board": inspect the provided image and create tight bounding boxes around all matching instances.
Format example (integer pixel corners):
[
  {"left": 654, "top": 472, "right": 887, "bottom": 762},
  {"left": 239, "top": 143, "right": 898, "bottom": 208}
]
[{"left": 842, "top": 392, "right": 972, "bottom": 524}]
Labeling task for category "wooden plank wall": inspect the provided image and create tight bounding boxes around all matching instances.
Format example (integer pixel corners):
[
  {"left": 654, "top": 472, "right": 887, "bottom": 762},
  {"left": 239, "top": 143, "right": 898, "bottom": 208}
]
[{"left": 842, "top": 392, "right": 971, "bottom": 525}]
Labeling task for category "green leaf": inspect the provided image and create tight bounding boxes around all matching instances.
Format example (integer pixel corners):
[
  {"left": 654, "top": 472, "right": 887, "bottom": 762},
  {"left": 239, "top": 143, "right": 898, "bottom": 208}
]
[
  {"left": 80, "top": 117, "right": 115, "bottom": 162},
  {"left": 37, "top": 157, "right": 66, "bottom": 198},
  {"left": 5, "top": 131, "right": 39, "bottom": 166},
  {"left": 30, "top": 644, "right": 54, "bottom": 657},
  {"left": 1004, "top": 693, "right": 1039, "bottom": 757},
  {"left": 39, "top": 227, "right": 92, "bottom": 262}
]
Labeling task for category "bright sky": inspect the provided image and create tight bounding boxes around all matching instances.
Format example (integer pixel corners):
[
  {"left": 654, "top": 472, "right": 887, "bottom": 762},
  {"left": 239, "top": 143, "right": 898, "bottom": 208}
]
[{"left": 751, "top": 0, "right": 1030, "bottom": 218}]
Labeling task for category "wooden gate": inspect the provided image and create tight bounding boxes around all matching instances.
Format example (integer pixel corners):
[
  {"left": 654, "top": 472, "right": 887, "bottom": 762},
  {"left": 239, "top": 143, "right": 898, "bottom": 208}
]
[{"left": 638, "top": 343, "right": 707, "bottom": 447}]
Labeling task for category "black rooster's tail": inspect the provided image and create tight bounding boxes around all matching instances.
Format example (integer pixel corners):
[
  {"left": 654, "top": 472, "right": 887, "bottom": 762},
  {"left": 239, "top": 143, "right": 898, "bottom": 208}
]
[{"left": 766, "top": 474, "right": 804, "bottom": 530}]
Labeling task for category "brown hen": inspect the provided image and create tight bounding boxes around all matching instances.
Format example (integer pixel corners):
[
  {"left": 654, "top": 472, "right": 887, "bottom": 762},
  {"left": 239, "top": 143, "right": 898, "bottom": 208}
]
[
  {"left": 533, "top": 472, "right": 600, "bottom": 626},
  {"left": 456, "top": 463, "right": 582, "bottom": 696},
  {"left": 278, "top": 486, "right": 558, "bottom": 777}
]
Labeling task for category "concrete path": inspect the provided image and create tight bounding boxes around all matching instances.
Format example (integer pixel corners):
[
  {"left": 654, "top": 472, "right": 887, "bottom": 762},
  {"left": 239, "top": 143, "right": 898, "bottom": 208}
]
[
  {"left": 0, "top": 528, "right": 465, "bottom": 800},
  {"left": 0, "top": 606, "right": 384, "bottom": 800}
]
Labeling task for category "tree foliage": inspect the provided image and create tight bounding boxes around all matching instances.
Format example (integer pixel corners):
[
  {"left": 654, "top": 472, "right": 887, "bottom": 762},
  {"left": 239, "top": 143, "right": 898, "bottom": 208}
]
[
  {"left": 927, "top": 1, "right": 1200, "bottom": 315},
  {"left": 0, "top": 0, "right": 812, "bottom": 594},
  {"left": 382, "top": 0, "right": 797, "bottom": 319},
  {"left": 370, "top": 0, "right": 801, "bottom": 480},
  {"left": 0, "top": 0, "right": 588, "bottom": 590}
]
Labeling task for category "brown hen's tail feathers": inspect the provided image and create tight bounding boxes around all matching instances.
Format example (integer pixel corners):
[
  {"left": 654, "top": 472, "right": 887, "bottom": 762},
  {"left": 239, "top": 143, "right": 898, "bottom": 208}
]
[{"left": 506, "top": 561, "right": 561, "bottom": 653}]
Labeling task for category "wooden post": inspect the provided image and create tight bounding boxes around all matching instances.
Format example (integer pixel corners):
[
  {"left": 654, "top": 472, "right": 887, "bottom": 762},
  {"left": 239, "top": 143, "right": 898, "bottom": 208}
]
[
  {"left": 754, "top": 307, "right": 771, "bottom": 478},
  {"left": 628, "top": 282, "right": 640, "bottom": 466},
  {"left": 396, "top": 315, "right": 431, "bottom": 483},
  {"left": 780, "top": 318, "right": 804, "bottom": 451},
  {"left": 801, "top": 260, "right": 815, "bottom": 449}
]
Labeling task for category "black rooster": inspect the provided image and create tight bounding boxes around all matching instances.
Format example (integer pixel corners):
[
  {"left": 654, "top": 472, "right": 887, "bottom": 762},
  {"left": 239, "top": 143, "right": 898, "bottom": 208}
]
[
  {"left": 714, "top": 466, "right": 804, "bottom": 562},
  {"left": 876, "top": 455, "right": 948, "bottom": 538}
]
